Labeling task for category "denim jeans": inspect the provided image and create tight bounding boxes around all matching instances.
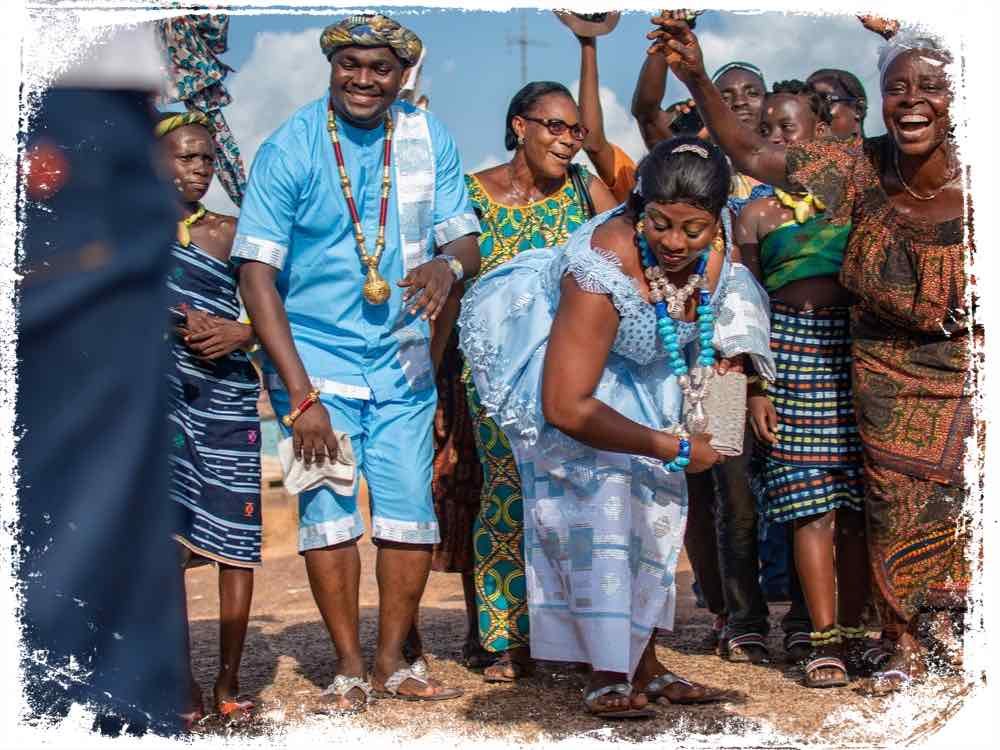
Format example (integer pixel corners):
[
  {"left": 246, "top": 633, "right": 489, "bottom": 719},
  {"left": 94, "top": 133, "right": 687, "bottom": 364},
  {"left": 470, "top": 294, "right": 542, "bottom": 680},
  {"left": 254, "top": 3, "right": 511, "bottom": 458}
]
[{"left": 685, "top": 428, "right": 812, "bottom": 639}]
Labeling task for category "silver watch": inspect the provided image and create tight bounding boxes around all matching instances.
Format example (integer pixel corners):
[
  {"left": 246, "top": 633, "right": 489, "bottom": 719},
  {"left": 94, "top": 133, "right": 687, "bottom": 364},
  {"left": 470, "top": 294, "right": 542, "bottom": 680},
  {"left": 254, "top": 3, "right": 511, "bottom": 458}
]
[{"left": 436, "top": 253, "right": 464, "bottom": 282}]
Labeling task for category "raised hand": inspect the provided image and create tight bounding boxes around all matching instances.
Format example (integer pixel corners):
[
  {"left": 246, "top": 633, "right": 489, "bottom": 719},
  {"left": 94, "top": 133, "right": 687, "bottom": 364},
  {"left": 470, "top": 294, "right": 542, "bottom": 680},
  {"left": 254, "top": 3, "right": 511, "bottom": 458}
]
[
  {"left": 857, "top": 15, "right": 899, "bottom": 40},
  {"left": 646, "top": 11, "right": 707, "bottom": 86}
]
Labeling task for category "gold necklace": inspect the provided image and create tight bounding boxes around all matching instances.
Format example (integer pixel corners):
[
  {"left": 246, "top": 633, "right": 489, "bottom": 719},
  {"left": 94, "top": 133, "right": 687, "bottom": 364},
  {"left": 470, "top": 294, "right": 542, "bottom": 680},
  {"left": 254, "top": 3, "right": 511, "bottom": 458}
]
[
  {"left": 892, "top": 146, "right": 959, "bottom": 202},
  {"left": 178, "top": 203, "right": 206, "bottom": 248},
  {"left": 327, "top": 106, "right": 394, "bottom": 305}
]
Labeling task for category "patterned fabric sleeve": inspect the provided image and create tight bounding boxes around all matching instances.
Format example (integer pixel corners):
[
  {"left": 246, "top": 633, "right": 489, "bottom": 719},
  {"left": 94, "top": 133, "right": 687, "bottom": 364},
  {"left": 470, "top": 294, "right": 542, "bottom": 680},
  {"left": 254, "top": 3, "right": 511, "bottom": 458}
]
[{"left": 785, "top": 137, "right": 864, "bottom": 224}]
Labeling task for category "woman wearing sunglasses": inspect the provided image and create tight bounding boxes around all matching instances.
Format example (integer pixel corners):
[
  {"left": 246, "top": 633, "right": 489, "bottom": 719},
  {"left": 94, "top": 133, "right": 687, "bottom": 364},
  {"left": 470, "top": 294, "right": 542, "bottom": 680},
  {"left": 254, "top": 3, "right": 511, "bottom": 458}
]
[
  {"left": 454, "top": 81, "right": 617, "bottom": 683},
  {"left": 806, "top": 68, "right": 868, "bottom": 140}
]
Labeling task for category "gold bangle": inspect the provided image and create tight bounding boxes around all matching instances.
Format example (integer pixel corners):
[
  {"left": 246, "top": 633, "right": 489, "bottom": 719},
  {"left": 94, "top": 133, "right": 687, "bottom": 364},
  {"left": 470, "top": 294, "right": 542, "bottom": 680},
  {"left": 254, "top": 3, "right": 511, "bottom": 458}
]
[{"left": 282, "top": 389, "right": 321, "bottom": 428}]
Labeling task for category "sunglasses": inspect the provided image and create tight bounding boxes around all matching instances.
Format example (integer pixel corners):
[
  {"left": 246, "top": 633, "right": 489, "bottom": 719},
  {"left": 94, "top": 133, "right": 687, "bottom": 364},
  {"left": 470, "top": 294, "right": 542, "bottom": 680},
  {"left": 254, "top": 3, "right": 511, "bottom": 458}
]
[
  {"left": 822, "top": 94, "right": 860, "bottom": 106},
  {"left": 521, "top": 116, "right": 589, "bottom": 142}
]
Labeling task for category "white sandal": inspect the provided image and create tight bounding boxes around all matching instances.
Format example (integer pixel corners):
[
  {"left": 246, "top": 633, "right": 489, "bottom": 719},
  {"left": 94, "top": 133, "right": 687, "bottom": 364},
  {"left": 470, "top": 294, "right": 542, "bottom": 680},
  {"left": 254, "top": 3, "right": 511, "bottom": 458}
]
[
  {"left": 317, "top": 674, "right": 372, "bottom": 714},
  {"left": 374, "top": 665, "right": 463, "bottom": 702}
]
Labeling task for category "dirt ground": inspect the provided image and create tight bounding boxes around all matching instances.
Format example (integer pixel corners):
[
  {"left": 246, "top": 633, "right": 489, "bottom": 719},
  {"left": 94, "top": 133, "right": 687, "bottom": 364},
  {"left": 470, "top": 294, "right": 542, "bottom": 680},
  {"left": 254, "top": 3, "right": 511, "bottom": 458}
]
[{"left": 184, "top": 479, "right": 971, "bottom": 744}]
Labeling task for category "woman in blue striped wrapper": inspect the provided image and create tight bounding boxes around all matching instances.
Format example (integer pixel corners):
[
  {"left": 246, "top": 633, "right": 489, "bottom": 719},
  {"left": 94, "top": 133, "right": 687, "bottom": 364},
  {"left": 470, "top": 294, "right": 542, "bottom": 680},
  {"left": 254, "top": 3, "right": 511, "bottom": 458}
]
[{"left": 157, "top": 111, "right": 261, "bottom": 725}]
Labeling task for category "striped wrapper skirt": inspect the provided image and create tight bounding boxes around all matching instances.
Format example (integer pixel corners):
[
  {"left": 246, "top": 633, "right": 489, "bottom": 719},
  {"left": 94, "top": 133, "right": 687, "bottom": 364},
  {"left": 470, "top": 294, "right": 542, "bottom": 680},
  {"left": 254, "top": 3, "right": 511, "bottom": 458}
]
[{"left": 751, "top": 302, "right": 864, "bottom": 524}]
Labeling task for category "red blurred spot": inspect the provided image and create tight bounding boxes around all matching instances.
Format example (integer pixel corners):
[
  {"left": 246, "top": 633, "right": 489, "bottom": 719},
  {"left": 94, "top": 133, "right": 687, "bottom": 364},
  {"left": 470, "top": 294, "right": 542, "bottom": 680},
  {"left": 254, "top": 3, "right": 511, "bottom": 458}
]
[{"left": 24, "top": 140, "right": 69, "bottom": 201}]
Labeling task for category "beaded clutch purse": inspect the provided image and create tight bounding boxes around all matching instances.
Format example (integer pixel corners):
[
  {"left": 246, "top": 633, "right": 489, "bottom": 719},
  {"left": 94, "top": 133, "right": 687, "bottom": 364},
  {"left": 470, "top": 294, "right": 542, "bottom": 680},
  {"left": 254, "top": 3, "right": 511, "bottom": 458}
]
[{"left": 684, "top": 371, "right": 747, "bottom": 456}]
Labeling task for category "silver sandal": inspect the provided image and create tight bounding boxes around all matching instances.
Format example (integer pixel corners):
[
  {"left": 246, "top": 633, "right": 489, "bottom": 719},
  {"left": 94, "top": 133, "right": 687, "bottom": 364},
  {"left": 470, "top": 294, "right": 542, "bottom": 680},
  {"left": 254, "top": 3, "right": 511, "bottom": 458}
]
[
  {"left": 317, "top": 674, "right": 373, "bottom": 714},
  {"left": 583, "top": 682, "right": 655, "bottom": 720},
  {"left": 644, "top": 671, "right": 735, "bottom": 705},
  {"left": 375, "top": 665, "right": 463, "bottom": 702}
]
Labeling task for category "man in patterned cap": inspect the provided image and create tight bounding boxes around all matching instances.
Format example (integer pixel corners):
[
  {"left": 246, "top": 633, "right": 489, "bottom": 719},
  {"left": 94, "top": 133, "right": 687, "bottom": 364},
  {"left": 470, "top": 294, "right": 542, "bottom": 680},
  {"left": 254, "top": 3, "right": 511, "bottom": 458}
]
[{"left": 234, "top": 13, "right": 479, "bottom": 710}]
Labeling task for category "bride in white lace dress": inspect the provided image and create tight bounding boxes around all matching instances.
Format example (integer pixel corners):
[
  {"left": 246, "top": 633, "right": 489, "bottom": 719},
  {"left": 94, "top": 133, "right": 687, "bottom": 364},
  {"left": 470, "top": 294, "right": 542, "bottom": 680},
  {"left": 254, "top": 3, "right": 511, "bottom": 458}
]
[{"left": 458, "top": 137, "right": 774, "bottom": 718}]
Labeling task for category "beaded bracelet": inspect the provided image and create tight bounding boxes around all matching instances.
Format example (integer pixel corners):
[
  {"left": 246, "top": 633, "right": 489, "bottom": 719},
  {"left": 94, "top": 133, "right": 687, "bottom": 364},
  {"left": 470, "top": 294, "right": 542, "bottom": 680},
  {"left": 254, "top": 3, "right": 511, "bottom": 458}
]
[
  {"left": 282, "top": 389, "right": 321, "bottom": 428},
  {"left": 665, "top": 436, "right": 691, "bottom": 473}
]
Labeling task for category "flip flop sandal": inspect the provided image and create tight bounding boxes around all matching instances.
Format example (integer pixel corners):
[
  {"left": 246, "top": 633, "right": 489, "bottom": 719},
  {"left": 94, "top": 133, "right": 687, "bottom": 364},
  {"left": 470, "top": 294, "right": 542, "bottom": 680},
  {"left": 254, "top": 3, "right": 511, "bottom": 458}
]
[
  {"left": 803, "top": 655, "right": 849, "bottom": 689},
  {"left": 583, "top": 683, "right": 655, "bottom": 720},
  {"left": 864, "top": 668, "right": 914, "bottom": 696},
  {"left": 784, "top": 631, "right": 812, "bottom": 664},
  {"left": 644, "top": 671, "right": 738, "bottom": 705},
  {"left": 216, "top": 698, "right": 255, "bottom": 723},
  {"left": 410, "top": 655, "right": 430, "bottom": 677},
  {"left": 374, "top": 665, "right": 464, "bottom": 702},
  {"left": 317, "top": 675, "right": 373, "bottom": 714},
  {"left": 483, "top": 653, "right": 534, "bottom": 683},
  {"left": 721, "top": 633, "right": 770, "bottom": 664}
]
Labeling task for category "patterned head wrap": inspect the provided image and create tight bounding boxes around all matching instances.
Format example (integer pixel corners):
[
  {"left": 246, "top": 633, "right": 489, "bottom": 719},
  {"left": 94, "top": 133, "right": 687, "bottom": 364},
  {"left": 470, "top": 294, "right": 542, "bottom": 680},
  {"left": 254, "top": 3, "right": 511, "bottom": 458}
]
[
  {"left": 154, "top": 110, "right": 213, "bottom": 139},
  {"left": 712, "top": 61, "right": 766, "bottom": 89},
  {"left": 877, "top": 29, "right": 950, "bottom": 88},
  {"left": 320, "top": 14, "right": 423, "bottom": 67},
  {"left": 156, "top": 15, "right": 246, "bottom": 206}
]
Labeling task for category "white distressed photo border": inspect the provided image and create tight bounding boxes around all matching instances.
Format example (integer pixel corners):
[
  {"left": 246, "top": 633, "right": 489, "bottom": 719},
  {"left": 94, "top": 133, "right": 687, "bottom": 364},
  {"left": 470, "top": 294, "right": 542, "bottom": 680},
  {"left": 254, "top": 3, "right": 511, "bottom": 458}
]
[{"left": 1, "top": 1, "right": 995, "bottom": 747}]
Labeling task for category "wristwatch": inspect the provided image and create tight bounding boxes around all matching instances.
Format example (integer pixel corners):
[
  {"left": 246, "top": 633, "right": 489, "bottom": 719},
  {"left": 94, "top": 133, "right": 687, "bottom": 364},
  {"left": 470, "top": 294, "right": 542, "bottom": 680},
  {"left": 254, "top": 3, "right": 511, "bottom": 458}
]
[{"left": 436, "top": 253, "right": 464, "bottom": 282}]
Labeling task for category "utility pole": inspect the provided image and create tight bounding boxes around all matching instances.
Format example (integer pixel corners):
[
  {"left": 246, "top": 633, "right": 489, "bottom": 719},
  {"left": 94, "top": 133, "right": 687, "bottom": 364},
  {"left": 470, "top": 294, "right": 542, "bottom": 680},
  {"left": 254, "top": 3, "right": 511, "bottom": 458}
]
[{"left": 506, "top": 9, "right": 549, "bottom": 86}]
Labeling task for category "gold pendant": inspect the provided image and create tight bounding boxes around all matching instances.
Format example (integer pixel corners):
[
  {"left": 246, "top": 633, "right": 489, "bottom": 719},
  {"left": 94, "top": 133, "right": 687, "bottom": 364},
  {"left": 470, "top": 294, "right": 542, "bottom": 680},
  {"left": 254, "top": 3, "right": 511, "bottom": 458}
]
[{"left": 362, "top": 265, "right": 391, "bottom": 305}]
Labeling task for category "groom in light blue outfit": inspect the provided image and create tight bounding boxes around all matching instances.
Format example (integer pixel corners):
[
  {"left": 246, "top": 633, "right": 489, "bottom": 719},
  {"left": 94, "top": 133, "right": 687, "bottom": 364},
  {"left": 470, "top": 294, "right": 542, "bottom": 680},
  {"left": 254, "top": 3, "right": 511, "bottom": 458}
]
[{"left": 234, "top": 14, "right": 480, "bottom": 705}]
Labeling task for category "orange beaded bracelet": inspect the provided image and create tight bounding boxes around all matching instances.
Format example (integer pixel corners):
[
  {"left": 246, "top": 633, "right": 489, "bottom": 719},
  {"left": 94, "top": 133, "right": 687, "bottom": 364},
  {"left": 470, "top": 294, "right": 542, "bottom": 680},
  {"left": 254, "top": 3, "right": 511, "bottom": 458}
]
[{"left": 282, "top": 389, "right": 321, "bottom": 428}]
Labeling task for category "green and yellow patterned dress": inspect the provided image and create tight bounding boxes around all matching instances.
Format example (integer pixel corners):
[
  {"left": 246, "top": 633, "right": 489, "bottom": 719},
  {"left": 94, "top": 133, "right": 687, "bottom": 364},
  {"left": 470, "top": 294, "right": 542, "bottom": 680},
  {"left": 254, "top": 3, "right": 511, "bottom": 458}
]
[{"left": 464, "top": 168, "right": 593, "bottom": 654}]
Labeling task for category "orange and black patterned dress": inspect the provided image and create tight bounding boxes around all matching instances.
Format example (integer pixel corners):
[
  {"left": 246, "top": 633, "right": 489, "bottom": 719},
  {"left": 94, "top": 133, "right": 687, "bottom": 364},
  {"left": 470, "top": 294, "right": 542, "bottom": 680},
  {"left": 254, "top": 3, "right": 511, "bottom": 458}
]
[{"left": 786, "top": 135, "right": 976, "bottom": 627}]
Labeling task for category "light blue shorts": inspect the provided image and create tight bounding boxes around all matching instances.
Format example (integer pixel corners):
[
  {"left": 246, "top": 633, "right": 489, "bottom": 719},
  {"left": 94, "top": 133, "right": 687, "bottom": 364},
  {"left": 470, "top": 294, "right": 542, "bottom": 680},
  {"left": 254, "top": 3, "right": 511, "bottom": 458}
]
[{"left": 270, "top": 388, "right": 438, "bottom": 552}]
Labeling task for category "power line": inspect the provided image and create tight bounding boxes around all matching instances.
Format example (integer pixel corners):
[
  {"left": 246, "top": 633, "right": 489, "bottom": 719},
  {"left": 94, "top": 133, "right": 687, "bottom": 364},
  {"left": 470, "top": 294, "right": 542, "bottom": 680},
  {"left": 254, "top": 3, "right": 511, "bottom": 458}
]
[{"left": 506, "top": 10, "right": 549, "bottom": 86}]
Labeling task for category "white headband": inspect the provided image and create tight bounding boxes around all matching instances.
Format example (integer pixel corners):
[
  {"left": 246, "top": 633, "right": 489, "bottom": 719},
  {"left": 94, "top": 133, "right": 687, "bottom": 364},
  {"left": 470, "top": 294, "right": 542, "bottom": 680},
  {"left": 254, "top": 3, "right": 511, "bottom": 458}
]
[{"left": 877, "top": 29, "right": 949, "bottom": 87}]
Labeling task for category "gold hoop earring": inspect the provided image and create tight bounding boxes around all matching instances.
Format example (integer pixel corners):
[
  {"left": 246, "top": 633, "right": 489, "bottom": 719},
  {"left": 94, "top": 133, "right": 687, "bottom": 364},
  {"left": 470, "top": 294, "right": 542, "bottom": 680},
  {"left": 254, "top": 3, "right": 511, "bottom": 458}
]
[{"left": 710, "top": 230, "right": 725, "bottom": 254}]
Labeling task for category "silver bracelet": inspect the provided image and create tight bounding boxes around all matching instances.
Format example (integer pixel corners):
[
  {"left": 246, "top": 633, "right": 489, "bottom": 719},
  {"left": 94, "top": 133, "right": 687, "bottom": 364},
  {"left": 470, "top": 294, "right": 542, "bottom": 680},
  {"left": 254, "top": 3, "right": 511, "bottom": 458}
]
[{"left": 435, "top": 253, "right": 464, "bottom": 282}]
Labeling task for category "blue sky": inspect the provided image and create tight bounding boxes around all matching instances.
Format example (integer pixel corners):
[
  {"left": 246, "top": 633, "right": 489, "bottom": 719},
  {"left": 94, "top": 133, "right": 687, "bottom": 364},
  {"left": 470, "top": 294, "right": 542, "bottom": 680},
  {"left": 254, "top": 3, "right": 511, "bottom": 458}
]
[{"left": 201, "top": 8, "right": 888, "bottom": 212}]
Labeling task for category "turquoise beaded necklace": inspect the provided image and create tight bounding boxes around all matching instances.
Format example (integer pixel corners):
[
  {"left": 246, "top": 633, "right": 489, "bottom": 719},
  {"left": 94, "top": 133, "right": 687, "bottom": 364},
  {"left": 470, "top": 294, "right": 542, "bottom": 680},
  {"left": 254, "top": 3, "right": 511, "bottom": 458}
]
[{"left": 635, "top": 219, "right": 716, "bottom": 472}]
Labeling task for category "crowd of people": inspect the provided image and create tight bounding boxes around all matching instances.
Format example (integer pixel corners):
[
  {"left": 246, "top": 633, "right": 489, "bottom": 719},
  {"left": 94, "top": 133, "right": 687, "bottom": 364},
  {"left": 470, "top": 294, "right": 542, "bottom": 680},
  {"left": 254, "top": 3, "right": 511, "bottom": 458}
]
[{"left": 18, "top": 8, "right": 976, "bottom": 733}]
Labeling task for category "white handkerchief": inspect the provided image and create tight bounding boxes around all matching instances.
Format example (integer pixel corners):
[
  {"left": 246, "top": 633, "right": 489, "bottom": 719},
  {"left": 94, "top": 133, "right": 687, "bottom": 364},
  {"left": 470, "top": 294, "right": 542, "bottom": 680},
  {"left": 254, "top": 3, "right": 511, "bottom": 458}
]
[{"left": 277, "top": 434, "right": 356, "bottom": 496}]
